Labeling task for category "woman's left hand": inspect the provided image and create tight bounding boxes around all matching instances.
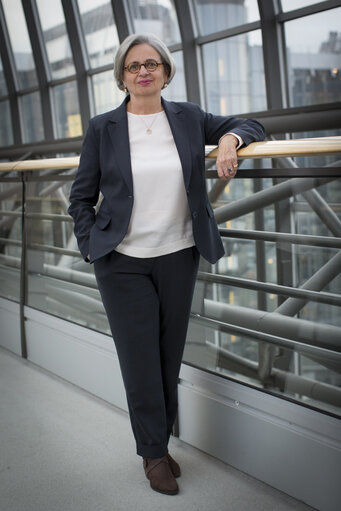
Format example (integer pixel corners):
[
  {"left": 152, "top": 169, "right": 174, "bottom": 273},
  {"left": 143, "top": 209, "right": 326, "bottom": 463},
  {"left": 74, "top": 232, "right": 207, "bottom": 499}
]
[{"left": 216, "top": 134, "right": 239, "bottom": 180}]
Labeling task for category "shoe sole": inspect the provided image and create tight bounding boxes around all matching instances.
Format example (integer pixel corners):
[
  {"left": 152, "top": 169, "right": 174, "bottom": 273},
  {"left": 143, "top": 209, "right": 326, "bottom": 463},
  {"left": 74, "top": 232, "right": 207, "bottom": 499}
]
[{"left": 150, "top": 484, "right": 179, "bottom": 496}]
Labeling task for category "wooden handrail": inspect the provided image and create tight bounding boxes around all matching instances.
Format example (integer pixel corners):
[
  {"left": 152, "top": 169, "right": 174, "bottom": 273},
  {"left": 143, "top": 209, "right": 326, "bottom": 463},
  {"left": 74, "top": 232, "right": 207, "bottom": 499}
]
[
  {"left": 206, "top": 136, "right": 341, "bottom": 159},
  {"left": 0, "top": 136, "right": 340, "bottom": 172}
]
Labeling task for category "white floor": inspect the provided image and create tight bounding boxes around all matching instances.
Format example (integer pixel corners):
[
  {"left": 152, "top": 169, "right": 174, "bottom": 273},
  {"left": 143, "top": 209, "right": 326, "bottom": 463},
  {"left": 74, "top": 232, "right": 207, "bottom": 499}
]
[{"left": 0, "top": 346, "right": 316, "bottom": 511}]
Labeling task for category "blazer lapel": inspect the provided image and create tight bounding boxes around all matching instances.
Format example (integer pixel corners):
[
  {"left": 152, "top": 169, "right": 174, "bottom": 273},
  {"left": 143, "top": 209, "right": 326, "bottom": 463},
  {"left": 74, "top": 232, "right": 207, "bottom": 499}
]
[
  {"left": 162, "top": 98, "right": 192, "bottom": 190},
  {"left": 107, "top": 97, "right": 133, "bottom": 194}
]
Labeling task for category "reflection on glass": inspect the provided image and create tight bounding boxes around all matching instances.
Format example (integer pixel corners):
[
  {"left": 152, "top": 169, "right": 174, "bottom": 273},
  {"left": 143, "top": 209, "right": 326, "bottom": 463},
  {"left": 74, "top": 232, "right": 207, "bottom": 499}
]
[
  {"left": 36, "top": 0, "right": 75, "bottom": 79},
  {"left": 285, "top": 8, "right": 341, "bottom": 107},
  {"left": 52, "top": 81, "right": 82, "bottom": 138},
  {"left": 127, "top": 0, "right": 181, "bottom": 45},
  {"left": 92, "top": 70, "right": 126, "bottom": 114},
  {"left": 162, "top": 51, "right": 186, "bottom": 102},
  {"left": 0, "top": 55, "right": 8, "bottom": 96},
  {"left": 203, "top": 31, "right": 266, "bottom": 114},
  {"left": 0, "top": 179, "right": 22, "bottom": 302},
  {"left": 0, "top": 100, "right": 13, "bottom": 146},
  {"left": 77, "top": 0, "right": 119, "bottom": 69},
  {"left": 193, "top": 0, "right": 259, "bottom": 35},
  {"left": 21, "top": 92, "right": 44, "bottom": 143},
  {"left": 2, "top": 0, "right": 38, "bottom": 89}
]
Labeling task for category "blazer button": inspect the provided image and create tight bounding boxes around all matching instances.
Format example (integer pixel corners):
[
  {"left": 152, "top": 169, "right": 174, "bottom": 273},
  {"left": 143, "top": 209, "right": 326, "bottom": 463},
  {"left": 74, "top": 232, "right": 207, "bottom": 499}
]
[
  {"left": 192, "top": 211, "right": 197, "bottom": 219},
  {"left": 128, "top": 195, "right": 132, "bottom": 198}
]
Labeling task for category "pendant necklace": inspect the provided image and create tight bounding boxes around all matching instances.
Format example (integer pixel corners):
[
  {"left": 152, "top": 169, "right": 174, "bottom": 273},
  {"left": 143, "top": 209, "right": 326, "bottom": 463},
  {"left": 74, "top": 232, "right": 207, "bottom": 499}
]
[{"left": 140, "top": 113, "right": 161, "bottom": 135}]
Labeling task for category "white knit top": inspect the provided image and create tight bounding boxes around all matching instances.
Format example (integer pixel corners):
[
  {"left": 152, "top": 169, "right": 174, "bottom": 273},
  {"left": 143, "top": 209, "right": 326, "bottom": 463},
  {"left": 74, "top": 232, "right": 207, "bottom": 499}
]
[{"left": 115, "top": 110, "right": 195, "bottom": 258}]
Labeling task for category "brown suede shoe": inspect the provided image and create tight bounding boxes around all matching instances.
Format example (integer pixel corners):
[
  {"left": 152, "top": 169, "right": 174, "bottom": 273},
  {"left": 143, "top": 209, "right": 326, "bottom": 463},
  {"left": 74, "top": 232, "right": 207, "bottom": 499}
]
[
  {"left": 143, "top": 455, "right": 179, "bottom": 495},
  {"left": 167, "top": 453, "right": 181, "bottom": 478}
]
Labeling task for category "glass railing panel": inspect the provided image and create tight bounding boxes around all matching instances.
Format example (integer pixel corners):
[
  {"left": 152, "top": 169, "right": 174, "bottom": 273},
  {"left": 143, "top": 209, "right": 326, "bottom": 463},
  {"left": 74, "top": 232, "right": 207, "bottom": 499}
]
[
  {"left": 0, "top": 171, "right": 22, "bottom": 302},
  {"left": 24, "top": 170, "right": 110, "bottom": 334},
  {"left": 183, "top": 164, "right": 341, "bottom": 417},
  {"left": 2, "top": 138, "right": 339, "bottom": 417}
]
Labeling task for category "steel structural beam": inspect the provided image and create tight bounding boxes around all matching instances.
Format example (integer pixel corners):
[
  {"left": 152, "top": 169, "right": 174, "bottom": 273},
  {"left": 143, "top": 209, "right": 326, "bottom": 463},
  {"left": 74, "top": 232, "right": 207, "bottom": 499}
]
[
  {"left": 22, "top": 0, "right": 54, "bottom": 140},
  {"left": 191, "top": 313, "right": 340, "bottom": 372},
  {"left": 275, "top": 156, "right": 341, "bottom": 237},
  {"left": 173, "top": 0, "right": 202, "bottom": 105},
  {"left": 61, "top": 0, "right": 92, "bottom": 130},
  {"left": 277, "top": 0, "right": 341, "bottom": 23},
  {"left": 258, "top": 0, "right": 286, "bottom": 110},
  {"left": 257, "top": 105, "right": 341, "bottom": 135},
  {"left": 276, "top": 251, "right": 341, "bottom": 317},
  {"left": 219, "top": 228, "right": 341, "bottom": 249},
  {"left": 111, "top": 0, "right": 132, "bottom": 42},
  {"left": 303, "top": 189, "right": 341, "bottom": 237},
  {"left": 214, "top": 176, "right": 335, "bottom": 224},
  {"left": 203, "top": 300, "right": 340, "bottom": 352},
  {"left": 0, "top": 1, "right": 21, "bottom": 145}
]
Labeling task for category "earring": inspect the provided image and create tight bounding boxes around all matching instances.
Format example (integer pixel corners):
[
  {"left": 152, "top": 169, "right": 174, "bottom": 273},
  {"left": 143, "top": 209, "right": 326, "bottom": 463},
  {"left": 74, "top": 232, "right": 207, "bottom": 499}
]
[
  {"left": 124, "top": 86, "right": 128, "bottom": 93},
  {"left": 163, "top": 83, "right": 168, "bottom": 89}
]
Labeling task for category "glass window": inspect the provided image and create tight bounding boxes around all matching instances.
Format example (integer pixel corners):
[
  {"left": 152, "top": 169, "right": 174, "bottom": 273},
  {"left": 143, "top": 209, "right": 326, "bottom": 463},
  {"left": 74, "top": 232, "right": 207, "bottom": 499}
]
[
  {"left": 162, "top": 51, "right": 187, "bottom": 102},
  {"left": 0, "top": 55, "right": 8, "bottom": 97},
  {"left": 202, "top": 31, "right": 266, "bottom": 115},
  {"left": 2, "top": 0, "right": 38, "bottom": 89},
  {"left": 284, "top": 8, "right": 341, "bottom": 107},
  {"left": 36, "top": 0, "right": 75, "bottom": 80},
  {"left": 52, "top": 81, "right": 82, "bottom": 138},
  {"left": 193, "top": 0, "right": 260, "bottom": 35},
  {"left": 0, "top": 177, "right": 22, "bottom": 302},
  {"left": 127, "top": 0, "right": 181, "bottom": 45},
  {"left": 281, "top": 0, "right": 327, "bottom": 11},
  {"left": 77, "top": 0, "right": 119, "bottom": 69},
  {"left": 0, "top": 100, "right": 13, "bottom": 146},
  {"left": 20, "top": 92, "right": 44, "bottom": 143},
  {"left": 92, "top": 70, "right": 126, "bottom": 114}
]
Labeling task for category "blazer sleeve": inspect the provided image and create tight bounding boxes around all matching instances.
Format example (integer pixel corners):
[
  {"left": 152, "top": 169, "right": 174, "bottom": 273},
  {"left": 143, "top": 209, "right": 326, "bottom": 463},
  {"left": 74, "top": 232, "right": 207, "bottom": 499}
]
[
  {"left": 203, "top": 109, "right": 265, "bottom": 147},
  {"left": 68, "top": 119, "right": 101, "bottom": 261}
]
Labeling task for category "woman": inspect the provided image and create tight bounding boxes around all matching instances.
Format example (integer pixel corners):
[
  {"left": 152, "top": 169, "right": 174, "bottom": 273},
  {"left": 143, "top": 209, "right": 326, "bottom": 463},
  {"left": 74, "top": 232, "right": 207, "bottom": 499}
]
[{"left": 68, "top": 33, "right": 265, "bottom": 496}]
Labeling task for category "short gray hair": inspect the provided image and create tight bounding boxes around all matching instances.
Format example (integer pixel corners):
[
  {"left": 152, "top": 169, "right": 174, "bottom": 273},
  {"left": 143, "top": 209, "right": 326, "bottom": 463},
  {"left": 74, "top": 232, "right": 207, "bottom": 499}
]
[{"left": 114, "top": 33, "right": 176, "bottom": 92}]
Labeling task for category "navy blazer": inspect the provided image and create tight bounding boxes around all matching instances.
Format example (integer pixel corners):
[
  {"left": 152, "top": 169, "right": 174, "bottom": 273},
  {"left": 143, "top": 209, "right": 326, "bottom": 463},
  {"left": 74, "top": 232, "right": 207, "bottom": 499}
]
[{"left": 68, "top": 96, "right": 265, "bottom": 264}]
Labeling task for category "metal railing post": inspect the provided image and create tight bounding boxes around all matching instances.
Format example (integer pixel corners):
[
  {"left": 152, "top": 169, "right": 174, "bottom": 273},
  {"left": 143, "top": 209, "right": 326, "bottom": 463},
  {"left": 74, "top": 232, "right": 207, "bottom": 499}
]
[{"left": 19, "top": 172, "right": 28, "bottom": 359}]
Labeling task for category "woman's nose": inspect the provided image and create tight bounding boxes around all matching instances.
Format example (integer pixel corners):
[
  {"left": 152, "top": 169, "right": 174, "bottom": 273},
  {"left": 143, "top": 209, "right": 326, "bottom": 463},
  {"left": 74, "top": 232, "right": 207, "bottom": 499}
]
[{"left": 138, "top": 64, "right": 149, "bottom": 76}]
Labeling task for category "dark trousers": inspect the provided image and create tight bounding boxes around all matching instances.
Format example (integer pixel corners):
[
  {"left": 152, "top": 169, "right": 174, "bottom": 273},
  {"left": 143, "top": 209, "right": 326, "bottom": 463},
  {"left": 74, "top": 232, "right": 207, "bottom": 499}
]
[{"left": 94, "top": 246, "right": 200, "bottom": 458}]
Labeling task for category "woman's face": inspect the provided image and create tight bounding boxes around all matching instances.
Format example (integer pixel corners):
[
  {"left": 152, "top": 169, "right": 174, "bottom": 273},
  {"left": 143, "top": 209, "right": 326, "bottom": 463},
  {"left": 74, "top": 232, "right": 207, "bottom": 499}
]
[{"left": 123, "top": 43, "right": 168, "bottom": 101}]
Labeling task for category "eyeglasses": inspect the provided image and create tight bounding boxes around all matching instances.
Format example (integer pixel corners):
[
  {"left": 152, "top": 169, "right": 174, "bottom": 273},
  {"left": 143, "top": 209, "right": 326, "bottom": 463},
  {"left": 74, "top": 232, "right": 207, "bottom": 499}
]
[{"left": 124, "top": 59, "right": 164, "bottom": 74}]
